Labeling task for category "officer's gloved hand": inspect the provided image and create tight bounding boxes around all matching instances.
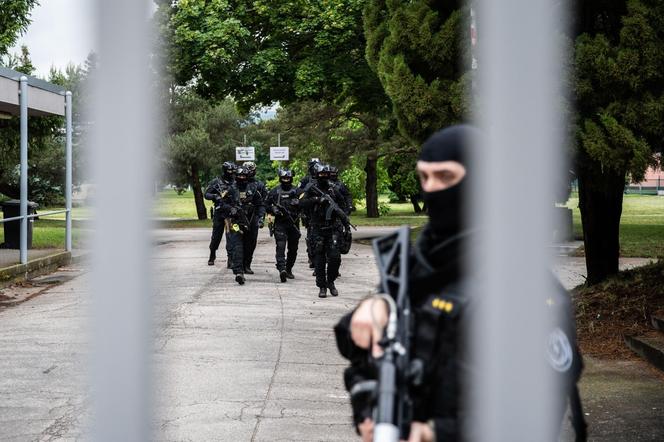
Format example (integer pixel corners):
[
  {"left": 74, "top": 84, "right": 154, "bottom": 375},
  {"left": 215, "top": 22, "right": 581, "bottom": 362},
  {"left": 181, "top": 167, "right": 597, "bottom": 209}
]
[{"left": 230, "top": 207, "right": 238, "bottom": 216}]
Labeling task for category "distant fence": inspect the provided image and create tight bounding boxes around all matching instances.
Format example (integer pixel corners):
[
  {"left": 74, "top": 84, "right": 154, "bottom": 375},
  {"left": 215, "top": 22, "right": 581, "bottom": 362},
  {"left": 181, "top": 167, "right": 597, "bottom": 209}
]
[{"left": 625, "top": 177, "right": 664, "bottom": 195}]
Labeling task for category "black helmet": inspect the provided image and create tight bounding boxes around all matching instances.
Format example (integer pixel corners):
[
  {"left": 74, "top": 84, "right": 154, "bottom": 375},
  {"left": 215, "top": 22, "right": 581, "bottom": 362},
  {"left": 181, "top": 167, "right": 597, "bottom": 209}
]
[
  {"left": 308, "top": 158, "right": 321, "bottom": 176},
  {"left": 236, "top": 166, "right": 249, "bottom": 183},
  {"left": 329, "top": 166, "right": 339, "bottom": 180},
  {"left": 222, "top": 161, "right": 237, "bottom": 180},
  {"left": 243, "top": 161, "right": 257, "bottom": 178},
  {"left": 314, "top": 163, "right": 331, "bottom": 181},
  {"left": 278, "top": 169, "right": 293, "bottom": 185}
]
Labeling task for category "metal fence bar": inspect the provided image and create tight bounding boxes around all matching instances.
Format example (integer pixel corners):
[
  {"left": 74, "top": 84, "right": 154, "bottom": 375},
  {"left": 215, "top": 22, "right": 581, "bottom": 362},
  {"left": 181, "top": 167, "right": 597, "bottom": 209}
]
[
  {"left": 65, "top": 91, "right": 73, "bottom": 252},
  {"left": 90, "top": 1, "right": 155, "bottom": 441},
  {"left": 19, "top": 76, "right": 28, "bottom": 264},
  {"left": 0, "top": 210, "right": 69, "bottom": 223},
  {"left": 472, "top": 0, "right": 565, "bottom": 440}
]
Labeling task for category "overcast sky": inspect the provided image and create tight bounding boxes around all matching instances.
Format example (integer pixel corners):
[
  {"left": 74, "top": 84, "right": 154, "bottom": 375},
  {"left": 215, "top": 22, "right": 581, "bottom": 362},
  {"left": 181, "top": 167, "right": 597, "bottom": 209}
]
[{"left": 11, "top": 0, "right": 96, "bottom": 78}]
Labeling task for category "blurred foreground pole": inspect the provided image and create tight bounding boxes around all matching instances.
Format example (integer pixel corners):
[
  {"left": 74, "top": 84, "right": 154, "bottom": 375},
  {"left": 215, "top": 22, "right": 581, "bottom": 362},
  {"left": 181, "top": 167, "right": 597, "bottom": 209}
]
[
  {"left": 90, "top": 1, "right": 155, "bottom": 440},
  {"left": 471, "top": 1, "right": 566, "bottom": 441}
]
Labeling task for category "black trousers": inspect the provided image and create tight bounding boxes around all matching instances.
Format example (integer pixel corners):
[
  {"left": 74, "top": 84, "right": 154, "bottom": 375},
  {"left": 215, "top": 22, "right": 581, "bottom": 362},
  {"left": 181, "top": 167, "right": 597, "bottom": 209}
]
[
  {"left": 274, "top": 222, "right": 300, "bottom": 271},
  {"left": 245, "top": 223, "right": 260, "bottom": 269},
  {"left": 226, "top": 228, "right": 252, "bottom": 275},
  {"left": 209, "top": 209, "right": 225, "bottom": 255},
  {"left": 311, "top": 225, "right": 341, "bottom": 288}
]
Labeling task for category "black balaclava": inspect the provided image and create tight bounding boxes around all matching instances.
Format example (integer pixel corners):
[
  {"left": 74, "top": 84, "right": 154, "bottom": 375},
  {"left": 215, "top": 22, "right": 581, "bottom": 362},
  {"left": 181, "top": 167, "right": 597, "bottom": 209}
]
[
  {"left": 419, "top": 125, "right": 473, "bottom": 239},
  {"left": 409, "top": 125, "right": 476, "bottom": 295}
]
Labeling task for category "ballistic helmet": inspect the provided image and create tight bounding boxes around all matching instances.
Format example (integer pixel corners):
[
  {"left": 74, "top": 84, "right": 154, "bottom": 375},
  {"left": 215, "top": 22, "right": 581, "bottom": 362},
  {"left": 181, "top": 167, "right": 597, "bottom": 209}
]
[
  {"left": 329, "top": 166, "right": 339, "bottom": 180},
  {"left": 243, "top": 161, "right": 257, "bottom": 178},
  {"left": 308, "top": 158, "right": 321, "bottom": 176},
  {"left": 236, "top": 166, "right": 249, "bottom": 183},
  {"left": 222, "top": 161, "right": 237, "bottom": 180},
  {"left": 278, "top": 169, "right": 293, "bottom": 185}
]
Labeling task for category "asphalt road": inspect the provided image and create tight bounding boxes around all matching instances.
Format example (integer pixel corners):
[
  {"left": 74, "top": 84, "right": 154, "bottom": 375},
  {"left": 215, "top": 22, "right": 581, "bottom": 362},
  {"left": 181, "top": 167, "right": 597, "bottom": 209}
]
[{"left": 0, "top": 227, "right": 662, "bottom": 441}]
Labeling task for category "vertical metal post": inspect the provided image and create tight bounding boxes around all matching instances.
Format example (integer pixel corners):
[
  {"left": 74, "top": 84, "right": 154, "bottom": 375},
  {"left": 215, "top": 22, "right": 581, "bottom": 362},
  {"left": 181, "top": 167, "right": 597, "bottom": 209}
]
[
  {"left": 19, "top": 76, "right": 28, "bottom": 265},
  {"left": 244, "top": 134, "right": 247, "bottom": 146},
  {"left": 91, "top": 1, "right": 156, "bottom": 441},
  {"left": 278, "top": 133, "right": 281, "bottom": 147},
  {"left": 65, "top": 91, "right": 73, "bottom": 252},
  {"left": 472, "top": 0, "right": 565, "bottom": 440}
]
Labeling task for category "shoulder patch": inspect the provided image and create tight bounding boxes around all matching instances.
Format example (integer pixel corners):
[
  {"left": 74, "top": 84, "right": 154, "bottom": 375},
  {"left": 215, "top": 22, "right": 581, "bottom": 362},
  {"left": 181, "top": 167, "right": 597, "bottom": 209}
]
[{"left": 547, "top": 327, "right": 573, "bottom": 372}]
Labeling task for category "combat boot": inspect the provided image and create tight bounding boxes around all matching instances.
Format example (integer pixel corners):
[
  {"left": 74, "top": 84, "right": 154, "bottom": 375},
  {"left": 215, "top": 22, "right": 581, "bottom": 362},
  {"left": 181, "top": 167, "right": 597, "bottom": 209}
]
[
  {"left": 285, "top": 268, "right": 295, "bottom": 279},
  {"left": 318, "top": 287, "right": 327, "bottom": 298},
  {"left": 235, "top": 274, "right": 245, "bottom": 285},
  {"left": 328, "top": 282, "right": 339, "bottom": 297},
  {"left": 244, "top": 266, "right": 254, "bottom": 275},
  {"left": 280, "top": 270, "right": 288, "bottom": 283},
  {"left": 208, "top": 251, "right": 216, "bottom": 266}
]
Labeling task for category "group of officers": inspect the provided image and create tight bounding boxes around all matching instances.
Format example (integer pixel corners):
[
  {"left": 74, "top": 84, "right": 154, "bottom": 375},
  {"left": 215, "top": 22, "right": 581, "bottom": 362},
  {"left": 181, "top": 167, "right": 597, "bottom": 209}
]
[
  {"left": 206, "top": 127, "right": 585, "bottom": 442},
  {"left": 204, "top": 158, "right": 354, "bottom": 297}
]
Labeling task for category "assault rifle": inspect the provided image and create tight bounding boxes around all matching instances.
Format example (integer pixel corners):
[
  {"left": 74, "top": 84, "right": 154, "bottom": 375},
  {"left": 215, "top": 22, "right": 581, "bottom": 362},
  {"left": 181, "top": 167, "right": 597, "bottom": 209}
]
[
  {"left": 307, "top": 184, "right": 357, "bottom": 231},
  {"left": 349, "top": 226, "right": 420, "bottom": 442}
]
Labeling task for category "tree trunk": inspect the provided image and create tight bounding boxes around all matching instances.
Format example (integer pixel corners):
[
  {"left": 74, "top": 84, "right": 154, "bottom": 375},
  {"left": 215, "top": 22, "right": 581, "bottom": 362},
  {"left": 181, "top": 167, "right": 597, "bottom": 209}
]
[
  {"left": 365, "top": 155, "right": 379, "bottom": 218},
  {"left": 190, "top": 164, "right": 208, "bottom": 220},
  {"left": 410, "top": 194, "right": 422, "bottom": 213},
  {"left": 577, "top": 157, "right": 625, "bottom": 285}
]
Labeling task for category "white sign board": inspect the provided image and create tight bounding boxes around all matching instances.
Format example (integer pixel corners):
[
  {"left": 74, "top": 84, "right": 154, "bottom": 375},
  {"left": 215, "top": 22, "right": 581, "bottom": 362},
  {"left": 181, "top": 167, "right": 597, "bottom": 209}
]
[
  {"left": 235, "top": 146, "right": 255, "bottom": 161},
  {"left": 270, "top": 146, "right": 289, "bottom": 161}
]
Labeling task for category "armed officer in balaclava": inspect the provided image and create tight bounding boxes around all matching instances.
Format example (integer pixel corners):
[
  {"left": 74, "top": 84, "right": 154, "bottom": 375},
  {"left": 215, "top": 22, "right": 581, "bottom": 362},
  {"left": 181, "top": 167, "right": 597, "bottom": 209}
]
[
  {"left": 299, "top": 158, "right": 321, "bottom": 270},
  {"left": 224, "top": 166, "right": 264, "bottom": 285},
  {"left": 266, "top": 169, "right": 301, "bottom": 282},
  {"left": 242, "top": 161, "right": 267, "bottom": 274},
  {"left": 334, "top": 125, "right": 585, "bottom": 442},
  {"left": 205, "top": 161, "right": 237, "bottom": 266},
  {"left": 300, "top": 163, "right": 347, "bottom": 298}
]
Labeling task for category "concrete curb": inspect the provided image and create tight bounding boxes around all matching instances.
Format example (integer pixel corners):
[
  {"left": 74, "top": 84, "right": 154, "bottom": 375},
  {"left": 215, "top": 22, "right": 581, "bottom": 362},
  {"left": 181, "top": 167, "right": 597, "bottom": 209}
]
[{"left": 0, "top": 251, "right": 72, "bottom": 288}]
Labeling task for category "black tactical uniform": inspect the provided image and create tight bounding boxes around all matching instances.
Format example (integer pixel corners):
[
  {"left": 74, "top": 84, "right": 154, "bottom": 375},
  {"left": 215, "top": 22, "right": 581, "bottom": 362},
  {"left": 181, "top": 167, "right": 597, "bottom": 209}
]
[
  {"left": 335, "top": 225, "right": 472, "bottom": 439},
  {"left": 223, "top": 167, "right": 264, "bottom": 285},
  {"left": 266, "top": 169, "right": 301, "bottom": 283},
  {"left": 333, "top": 126, "right": 586, "bottom": 441},
  {"left": 329, "top": 166, "right": 353, "bottom": 215},
  {"left": 242, "top": 162, "right": 267, "bottom": 274},
  {"left": 300, "top": 163, "right": 346, "bottom": 298},
  {"left": 204, "top": 162, "right": 236, "bottom": 266},
  {"left": 299, "top": 158, "right": 320, "bottom": 269}
]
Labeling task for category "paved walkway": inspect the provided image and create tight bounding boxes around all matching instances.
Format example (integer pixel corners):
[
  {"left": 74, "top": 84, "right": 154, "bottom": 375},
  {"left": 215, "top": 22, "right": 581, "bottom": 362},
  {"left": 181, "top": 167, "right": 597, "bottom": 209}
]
[{"left": 0, "top": 228, "right": 661, "bottom": 441}]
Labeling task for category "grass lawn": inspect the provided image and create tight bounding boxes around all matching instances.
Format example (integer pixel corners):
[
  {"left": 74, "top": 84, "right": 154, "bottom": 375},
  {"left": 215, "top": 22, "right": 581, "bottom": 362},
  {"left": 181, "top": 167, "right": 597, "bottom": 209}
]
[
  {"left": 5, "top": 190, "right": 660, "bottom": 255},
  {"left": 154, "top": 190, "right": 429, "bottom": 228},
  {"left": 566, "top": 193, "right": 664, "bottom": 258}
]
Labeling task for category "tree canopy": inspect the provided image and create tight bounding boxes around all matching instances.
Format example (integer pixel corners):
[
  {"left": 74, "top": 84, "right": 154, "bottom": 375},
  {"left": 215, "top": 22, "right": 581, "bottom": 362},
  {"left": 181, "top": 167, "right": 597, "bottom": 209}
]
[
  {"left": 572, "top": 0, "right": 664, "bottom": 283},
  {"left": 0, "top": 0, "right": 37, "bottom": 57},
  {"left": 364, "top": 0, "right": 470, "bottom": 143}
]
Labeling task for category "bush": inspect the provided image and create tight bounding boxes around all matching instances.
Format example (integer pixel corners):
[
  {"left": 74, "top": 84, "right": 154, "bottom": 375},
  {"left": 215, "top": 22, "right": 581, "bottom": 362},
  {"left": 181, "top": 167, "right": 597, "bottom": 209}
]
[{"left": 378, "top": 201, "right": 391, "bottom": 216}]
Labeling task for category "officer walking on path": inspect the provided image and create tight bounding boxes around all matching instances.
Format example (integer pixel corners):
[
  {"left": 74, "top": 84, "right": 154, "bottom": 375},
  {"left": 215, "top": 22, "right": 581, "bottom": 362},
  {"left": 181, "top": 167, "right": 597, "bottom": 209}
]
[
  {"left": 242, "top": 161, "right": 267, "bottom": 273},
  {"left": 205, "top": 161, "right": 236, "bottom": 266},
  {"left": 266, "top": 169, "right": 301, "bottom": 283},
  {"left": 222, "top": 166, "right": 264, "bottom": 285},
  {"left": 300, "top": 163, "right": 348, "bottom": 298},
  {"left": 299, "top": 158, "right": 321, "bottom": 269},
  {"left": 334, "top": 125, "right": 586, "bottom": 442}
]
